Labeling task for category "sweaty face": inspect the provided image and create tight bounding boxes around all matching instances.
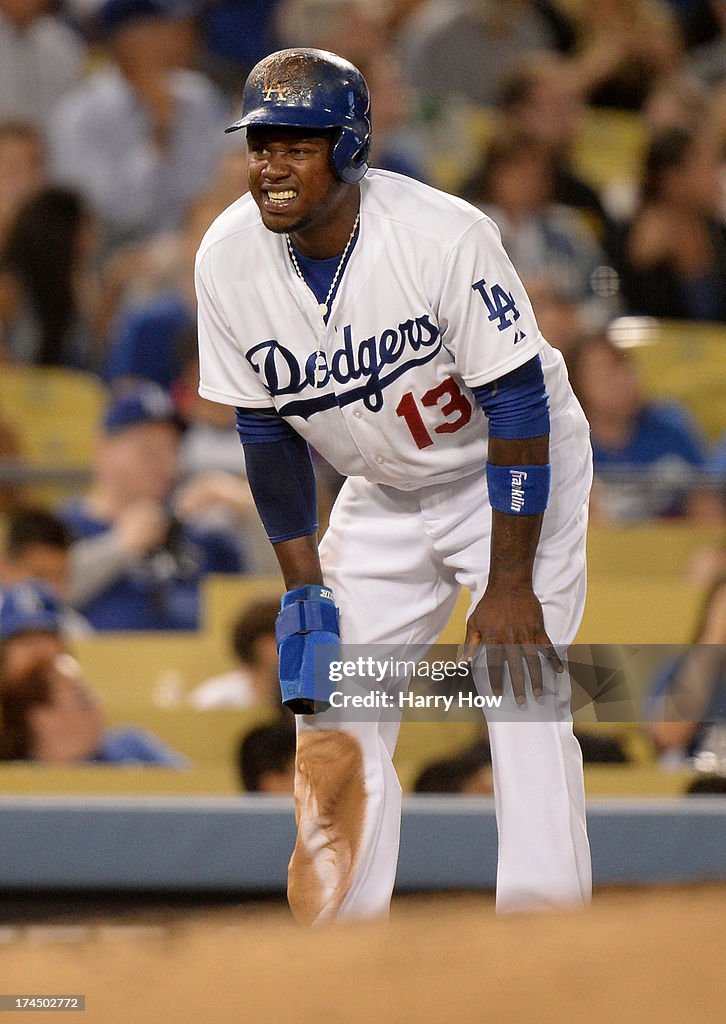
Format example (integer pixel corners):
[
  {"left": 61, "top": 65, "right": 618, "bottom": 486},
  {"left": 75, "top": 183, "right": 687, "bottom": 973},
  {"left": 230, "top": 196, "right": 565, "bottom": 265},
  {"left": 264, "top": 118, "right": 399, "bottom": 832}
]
[{"left": 246, "top": 127, "right": 346, "bottom": 236}]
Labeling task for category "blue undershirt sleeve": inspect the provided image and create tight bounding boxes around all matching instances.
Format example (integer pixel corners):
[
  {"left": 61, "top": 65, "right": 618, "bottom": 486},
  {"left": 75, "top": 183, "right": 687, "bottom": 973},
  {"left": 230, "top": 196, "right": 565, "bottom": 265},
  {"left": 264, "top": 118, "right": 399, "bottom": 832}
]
[
  {"left": 472, "top": 355, "right": 550, "bottom": 439},
  {"left": 235, "top": 408, "right": 318, "bottom": 544}
]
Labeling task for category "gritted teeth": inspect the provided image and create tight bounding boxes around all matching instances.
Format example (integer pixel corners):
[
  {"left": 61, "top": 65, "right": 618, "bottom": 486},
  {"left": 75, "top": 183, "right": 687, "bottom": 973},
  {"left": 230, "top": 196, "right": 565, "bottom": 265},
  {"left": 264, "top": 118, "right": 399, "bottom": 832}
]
[{"left": 268, "top": 190, "right": 297, "bottom": 201}]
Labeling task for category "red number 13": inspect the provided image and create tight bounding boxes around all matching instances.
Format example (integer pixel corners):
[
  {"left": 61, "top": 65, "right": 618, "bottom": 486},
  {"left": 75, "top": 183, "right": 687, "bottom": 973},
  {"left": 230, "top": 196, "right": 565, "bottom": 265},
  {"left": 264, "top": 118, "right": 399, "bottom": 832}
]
[{"left": 395, "top": 377, "right": 472, "bottom": 450}]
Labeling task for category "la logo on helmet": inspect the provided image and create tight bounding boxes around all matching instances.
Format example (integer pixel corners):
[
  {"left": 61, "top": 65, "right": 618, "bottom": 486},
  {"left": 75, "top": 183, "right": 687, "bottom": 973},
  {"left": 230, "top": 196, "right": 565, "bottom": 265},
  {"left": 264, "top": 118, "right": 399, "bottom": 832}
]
[{"left": 262, "top": 72, "right": 289, "bottom": 103}]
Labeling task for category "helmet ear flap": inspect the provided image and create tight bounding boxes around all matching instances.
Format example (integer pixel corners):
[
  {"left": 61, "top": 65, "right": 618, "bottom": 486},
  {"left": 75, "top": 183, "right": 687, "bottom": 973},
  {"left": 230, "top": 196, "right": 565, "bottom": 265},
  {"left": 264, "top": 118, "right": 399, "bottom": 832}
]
[
  {"left": 331, "top": 128, "right": 370, "bottom": 183},
  {"left": 349, "top": 141, "right": 371, "bottom": 179}
]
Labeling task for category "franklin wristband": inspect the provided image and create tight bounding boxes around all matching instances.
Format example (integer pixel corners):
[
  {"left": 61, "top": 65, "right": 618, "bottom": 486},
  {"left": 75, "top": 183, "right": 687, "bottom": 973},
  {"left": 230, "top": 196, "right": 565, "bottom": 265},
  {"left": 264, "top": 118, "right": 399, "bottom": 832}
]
[{"left": 486, "top": 462, "right": 551, "bottom": 516}]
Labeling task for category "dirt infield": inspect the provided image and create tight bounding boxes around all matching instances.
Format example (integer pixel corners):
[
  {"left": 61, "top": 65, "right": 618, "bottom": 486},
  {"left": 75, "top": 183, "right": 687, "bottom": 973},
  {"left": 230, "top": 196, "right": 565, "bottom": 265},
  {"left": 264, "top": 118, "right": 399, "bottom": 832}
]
[{"left": 0, "top": 886, "right": 723, "bottom": 1024}]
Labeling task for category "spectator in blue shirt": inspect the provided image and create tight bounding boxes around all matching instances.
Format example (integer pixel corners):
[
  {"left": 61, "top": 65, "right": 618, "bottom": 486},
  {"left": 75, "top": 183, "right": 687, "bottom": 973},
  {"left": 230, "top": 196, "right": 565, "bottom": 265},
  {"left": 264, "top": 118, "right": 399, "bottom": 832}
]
[
  {"left": 567, "top": 333, "right": 721, "bottom": 521},
  {"left": 0, "top": 652, "right": 186, "bottom": 766},
  {"left": 0, "top": 581, "right": 185, "bottom": 765},
  {"left": 60, "top": 383, "right": 244, "bottom": 631},
  {"left": 0, "top": 512, "right": 92, "bottom": 637}
]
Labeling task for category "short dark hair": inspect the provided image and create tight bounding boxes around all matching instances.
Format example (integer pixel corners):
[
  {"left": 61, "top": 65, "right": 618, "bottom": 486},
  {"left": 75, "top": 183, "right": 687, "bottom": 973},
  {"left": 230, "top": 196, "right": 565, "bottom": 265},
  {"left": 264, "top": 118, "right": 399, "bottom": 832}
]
[
  {"left": 497, "top": 65, "right": 539, "bottom": 111},
  {"left": 3, "top": 187, "right": 89, "bottom": 368},
  {"left": 462, "top": 131, "right": 554, "bottom": 206},
  {"left": 686, "top": 774, "right": 726, "bottom": 796},
  {"left": 5, "top": 508, "right": 72, "bottom": 559},
  {"left": 641, "top": 128, "right": 695, "bottom": 203},
  {"left": 0, "top": 657, "right": 55, "bottom": 760},
  {"left": 563, "top": 333, "right": 627, "bottom": 406},
  {"left": 231, "top": 599, "right": 281, "bottom": 665},
  {"left": 414, "top": 739, "right": 491, "bottom": 794},
  {"left": 237, "top": 720, "right": 296, "bottom": 792},
  {"left": 496, "top": 55, "right": 570, "bottom": 113}
]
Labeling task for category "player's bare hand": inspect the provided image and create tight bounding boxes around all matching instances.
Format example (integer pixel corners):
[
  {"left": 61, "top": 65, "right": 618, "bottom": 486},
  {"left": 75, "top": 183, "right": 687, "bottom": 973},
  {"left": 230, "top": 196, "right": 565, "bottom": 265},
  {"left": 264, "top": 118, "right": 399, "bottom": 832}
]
[
  {"left": 465, "top": 583, "right": 563, "bottom": 705},
  {"left": 115, "top": 500, "right": 169, "bottom": 556}
]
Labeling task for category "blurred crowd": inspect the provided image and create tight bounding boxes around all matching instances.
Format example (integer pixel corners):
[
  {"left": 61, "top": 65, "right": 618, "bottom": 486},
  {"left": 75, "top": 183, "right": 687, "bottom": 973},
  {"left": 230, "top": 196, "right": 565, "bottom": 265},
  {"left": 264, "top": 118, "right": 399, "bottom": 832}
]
[
  {"left": 0, "top": 0, "right": 723, "bottom": 533},
  {"left": 0, "top": 0, "right": 724, "bottom": 786}
]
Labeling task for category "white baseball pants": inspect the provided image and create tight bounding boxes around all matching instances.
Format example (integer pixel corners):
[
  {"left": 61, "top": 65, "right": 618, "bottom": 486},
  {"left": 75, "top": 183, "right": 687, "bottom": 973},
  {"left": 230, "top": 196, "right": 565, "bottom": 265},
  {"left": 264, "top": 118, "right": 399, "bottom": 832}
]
[{"left": 289, "top": 422, "right": 593, "bottom": 924}]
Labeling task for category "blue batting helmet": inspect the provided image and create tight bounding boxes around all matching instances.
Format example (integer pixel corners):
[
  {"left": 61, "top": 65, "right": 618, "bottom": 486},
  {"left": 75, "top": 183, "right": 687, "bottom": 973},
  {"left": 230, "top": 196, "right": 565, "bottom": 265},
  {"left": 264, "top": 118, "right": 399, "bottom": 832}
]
[{"left": 225, "top": 48, "right": 371, "bottom": 184}]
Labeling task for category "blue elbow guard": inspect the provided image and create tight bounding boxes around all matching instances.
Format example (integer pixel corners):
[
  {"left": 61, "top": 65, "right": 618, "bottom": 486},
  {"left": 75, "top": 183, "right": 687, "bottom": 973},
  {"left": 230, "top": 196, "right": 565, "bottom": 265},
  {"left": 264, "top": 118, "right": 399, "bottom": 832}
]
[{"left": 275, "top": 585, "right": 340, "bottom": 714}]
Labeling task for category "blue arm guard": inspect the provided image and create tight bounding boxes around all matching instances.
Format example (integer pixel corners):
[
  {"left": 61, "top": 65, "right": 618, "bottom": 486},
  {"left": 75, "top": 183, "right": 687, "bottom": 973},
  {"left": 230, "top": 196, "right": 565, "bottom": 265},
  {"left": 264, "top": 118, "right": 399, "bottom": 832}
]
[
  {"left": 472, "top": 355, "right": 550, "bottom": 439},
  {"left": 275, "top": 585, "right": 340, "bottom": 714},
  {"left": 235, "top": 408, "right": 318, "bottom": 544}
]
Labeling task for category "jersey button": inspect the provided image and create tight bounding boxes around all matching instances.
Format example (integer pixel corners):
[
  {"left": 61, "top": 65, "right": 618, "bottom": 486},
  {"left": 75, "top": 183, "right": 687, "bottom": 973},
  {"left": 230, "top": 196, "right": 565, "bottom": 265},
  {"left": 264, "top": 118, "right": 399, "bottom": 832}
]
[
  {"left": 375, "top": 455, "right": 386, "bottom": 464},
  {"left": 353, "top": 410, "right": 362, "bottom": 419}
]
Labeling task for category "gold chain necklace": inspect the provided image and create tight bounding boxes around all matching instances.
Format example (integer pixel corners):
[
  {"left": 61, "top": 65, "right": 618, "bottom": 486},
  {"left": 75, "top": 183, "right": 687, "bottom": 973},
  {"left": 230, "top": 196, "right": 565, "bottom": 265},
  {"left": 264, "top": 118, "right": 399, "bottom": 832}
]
[{"left": 285, "top": 213, "right": 360, "bottom": 319}]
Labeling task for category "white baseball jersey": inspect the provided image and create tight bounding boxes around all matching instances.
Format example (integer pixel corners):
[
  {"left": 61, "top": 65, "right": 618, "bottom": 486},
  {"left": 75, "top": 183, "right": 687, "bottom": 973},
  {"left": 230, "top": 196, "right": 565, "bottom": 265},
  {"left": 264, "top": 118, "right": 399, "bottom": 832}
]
[{"left": 196, "top": 169, "right": 584, "bottom": 488}]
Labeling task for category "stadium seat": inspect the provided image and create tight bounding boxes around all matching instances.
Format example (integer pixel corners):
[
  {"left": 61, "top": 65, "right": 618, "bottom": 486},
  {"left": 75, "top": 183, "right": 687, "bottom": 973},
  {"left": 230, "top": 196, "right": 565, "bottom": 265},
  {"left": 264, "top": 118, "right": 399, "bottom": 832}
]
[
  {"left": 74, "top": 632, "right": 233, "bottom": 712},
  {"left": 0, "top": 367, "right": 106, "bottom": 503},
  {"left": 586, "top": 522, "right": 724, "bottom": 580},
  {"left": 573, "top": 109, "right": 647, "bottom": 191},
  {"left": 101, "top": 707, "right": 273, "bottom": 766},
  {"left": 0, "top": 763, "right": 239, "bottom": 796},
  {"left": 627, "top": 321, "right": 726, "bottom": 442},
  {"left": 201, "top": 574, "right": 282, "bottom": 642}
]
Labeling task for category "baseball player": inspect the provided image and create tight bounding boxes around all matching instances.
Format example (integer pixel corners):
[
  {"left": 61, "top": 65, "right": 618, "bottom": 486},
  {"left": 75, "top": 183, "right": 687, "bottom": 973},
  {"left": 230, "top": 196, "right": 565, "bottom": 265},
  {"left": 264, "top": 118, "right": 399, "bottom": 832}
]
[{"left": 195, "top": 49, "right": 593, "bottom": 923}]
